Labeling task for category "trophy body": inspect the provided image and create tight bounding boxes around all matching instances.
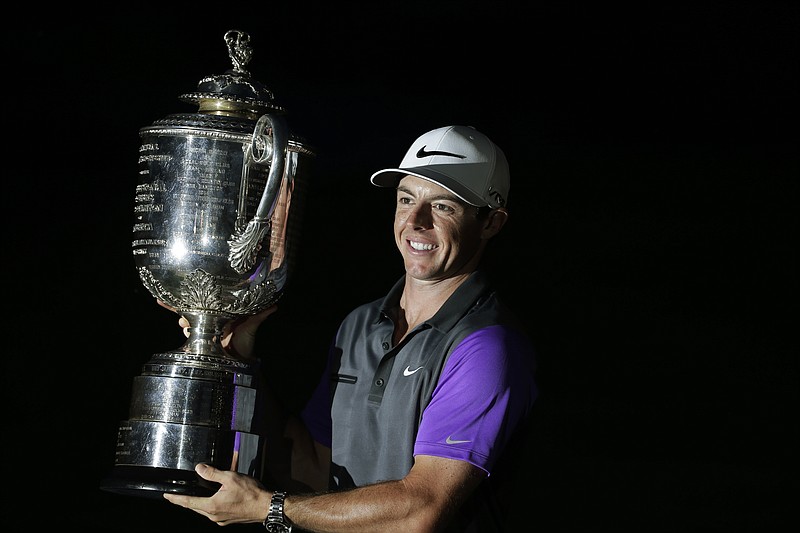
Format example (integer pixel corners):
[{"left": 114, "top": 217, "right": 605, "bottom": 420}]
[{"left": 101, "top": 31, "right": 313, "bottom": 498}]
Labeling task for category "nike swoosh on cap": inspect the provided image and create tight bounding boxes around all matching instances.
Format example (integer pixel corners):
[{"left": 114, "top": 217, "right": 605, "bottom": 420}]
[
  {"left": 416, "top": 146, "right": 466, "bottom": 159},
  {"left": 446, "top": 436, "right": 471, "bottom": 444},
  {"left": 403, "top": 365, "right": 424, "bottom": 376}
]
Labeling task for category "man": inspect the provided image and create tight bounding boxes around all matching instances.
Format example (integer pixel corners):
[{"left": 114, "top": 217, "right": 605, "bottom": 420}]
[{"left": 164, "top": 125, "right": 538, "bottom": 532}]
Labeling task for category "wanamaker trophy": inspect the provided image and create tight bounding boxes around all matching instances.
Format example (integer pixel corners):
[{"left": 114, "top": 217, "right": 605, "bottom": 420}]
[{"left": 100, "top": 30, "right": 314, "bottom": 498}]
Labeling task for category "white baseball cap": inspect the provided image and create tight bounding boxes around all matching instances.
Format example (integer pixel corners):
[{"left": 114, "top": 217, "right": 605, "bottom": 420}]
[{"left": 370, "top": 125, "right": 510, "bottom": 208}]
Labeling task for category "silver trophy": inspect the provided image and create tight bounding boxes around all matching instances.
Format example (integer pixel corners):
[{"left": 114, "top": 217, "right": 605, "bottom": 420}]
[{"left": 101, "top": 30, "right": 313, "bottom": 498}]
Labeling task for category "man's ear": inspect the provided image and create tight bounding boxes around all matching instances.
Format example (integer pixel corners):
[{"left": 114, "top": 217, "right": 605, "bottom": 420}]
[{"left": 481, "top": 208, "right": 509, "bottom": 239}]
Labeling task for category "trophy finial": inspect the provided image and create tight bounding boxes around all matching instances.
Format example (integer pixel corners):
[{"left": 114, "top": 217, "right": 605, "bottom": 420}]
[
  {"left": 224, "top": 30, "right": 252, "bottom": 75},
  {"left": 180, "top": 29, "right": 284, "bottom": 118}
]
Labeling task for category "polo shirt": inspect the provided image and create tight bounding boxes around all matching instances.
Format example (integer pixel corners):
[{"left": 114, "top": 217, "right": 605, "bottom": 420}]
[{"left": 301, "top": 270, "right": 537, "bottom": 490}]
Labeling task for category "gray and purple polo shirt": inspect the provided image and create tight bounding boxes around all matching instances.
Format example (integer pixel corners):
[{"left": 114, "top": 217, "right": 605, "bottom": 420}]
[{"left": 301, "top": 270, "right": 537, "bottom": 489}]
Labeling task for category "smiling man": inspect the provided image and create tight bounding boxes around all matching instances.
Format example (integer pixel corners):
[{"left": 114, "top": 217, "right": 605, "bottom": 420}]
[{"left": 164, "top": 125, "right": 538, "bottom": 533}]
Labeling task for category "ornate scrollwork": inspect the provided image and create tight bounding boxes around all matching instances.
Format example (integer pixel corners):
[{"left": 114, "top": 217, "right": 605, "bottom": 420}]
[
  {"left": 137, "top": 266, "right": 277, "bottom": 315},
  {"left": 138, "top": 267, "right": 178, "bottom": 308}
]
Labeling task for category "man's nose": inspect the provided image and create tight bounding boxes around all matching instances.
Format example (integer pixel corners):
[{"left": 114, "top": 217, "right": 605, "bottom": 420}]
[{"left": 407, "top": 203, "right": 433, "bottom": 229}]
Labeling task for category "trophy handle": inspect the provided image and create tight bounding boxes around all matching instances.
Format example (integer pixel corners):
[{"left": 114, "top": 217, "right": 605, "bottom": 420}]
[{"left": 228, "top": 113, "right": 288, "bottom": 273}]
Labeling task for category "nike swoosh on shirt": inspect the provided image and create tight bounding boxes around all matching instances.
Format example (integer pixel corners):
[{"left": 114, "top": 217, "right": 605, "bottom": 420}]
[
  {"left": 403, "top": 365, "right": 424, "bottom": 376},
  {"left": 446, "top": 436, "right": 471, "bottom": 444}
]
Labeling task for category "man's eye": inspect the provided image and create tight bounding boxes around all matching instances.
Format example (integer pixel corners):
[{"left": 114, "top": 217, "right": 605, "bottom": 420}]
[
  {"left": 398, "top": 197, "right": 412, "bottom": 204},
  {"left": 433, "top": 203, "right": 454, "bottom": 212}
]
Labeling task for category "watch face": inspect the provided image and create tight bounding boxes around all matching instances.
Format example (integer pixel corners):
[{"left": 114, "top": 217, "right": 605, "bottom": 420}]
[{"left": 266, "top": 524, "right": 290, "bottom": 533}]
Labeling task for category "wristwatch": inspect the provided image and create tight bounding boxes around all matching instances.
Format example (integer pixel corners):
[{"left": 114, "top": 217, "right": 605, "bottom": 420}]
[{"left": 263, "top": 491, "right": 292, "bottom": 532}]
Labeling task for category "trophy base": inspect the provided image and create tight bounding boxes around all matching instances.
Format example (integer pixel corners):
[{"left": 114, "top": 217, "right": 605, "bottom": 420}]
[{"left": 100, "top": 465, "right": 220, "bottom": 499}]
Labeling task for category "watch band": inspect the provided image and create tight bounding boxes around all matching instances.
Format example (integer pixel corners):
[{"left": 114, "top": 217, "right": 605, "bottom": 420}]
[{"left": 263, "top": 491, "right": 292, "bottom": 532}]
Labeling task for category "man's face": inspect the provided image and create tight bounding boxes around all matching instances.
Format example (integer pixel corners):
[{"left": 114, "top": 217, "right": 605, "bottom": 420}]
[{"left": 394, "top": 175, "right": 487, "bottom": 282}]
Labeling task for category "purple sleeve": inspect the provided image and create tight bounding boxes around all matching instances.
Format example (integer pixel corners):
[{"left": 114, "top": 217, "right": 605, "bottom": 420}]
[
  {"left": 299, "top": 345, "right": 333, "bottom": 448},
  {"left": 413, "top": 325, "right": 537, "bottom": 475}
]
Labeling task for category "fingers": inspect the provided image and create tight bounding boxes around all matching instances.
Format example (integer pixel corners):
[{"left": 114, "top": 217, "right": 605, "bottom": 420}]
[
  {"left": 163, "top": 304, "right": 279, "bottom": 349},
  {"left": 162, "top": 491, "right": 194, "bottom": 508},
  {"left": 240, "top": 305, "right": 279, "bottom": 334},
  {"left": 157, "top": 300, "right": 189, "bottom": 337},
  {"left": 162, "top": 464, "right": 221, "bottom": 509},
  {"left": 256, "top": 304, "right": 279, "bottom": 321},
  {"left": 194, "top": 462, "right": 220, "bottom": 481},
  {"left": 221, "top": 305, "right": 279, "bottom": 359},
  {"left": 156, "top": 299, "right": 177, "bottom": 313},
  {"left": 163, "top": 465, "right": 269, "bottom": 525}
]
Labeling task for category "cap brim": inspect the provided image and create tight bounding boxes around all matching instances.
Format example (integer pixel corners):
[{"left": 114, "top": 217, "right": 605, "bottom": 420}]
[{"left": 370, "top": 168, "right": 484, "bottom": 206}]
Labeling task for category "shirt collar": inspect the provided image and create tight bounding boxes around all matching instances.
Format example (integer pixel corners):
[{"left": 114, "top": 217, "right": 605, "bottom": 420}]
[{"left": 378, "top": 270, "right": 492, "bottom": 332}]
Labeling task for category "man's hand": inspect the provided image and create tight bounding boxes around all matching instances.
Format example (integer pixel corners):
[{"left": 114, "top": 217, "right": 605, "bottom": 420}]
[
  {"left": 156, "top": 300, "right": 277, "bottom": 359},
  {"left": 163, "top": 464, "right": 271, "bottom": 525}
]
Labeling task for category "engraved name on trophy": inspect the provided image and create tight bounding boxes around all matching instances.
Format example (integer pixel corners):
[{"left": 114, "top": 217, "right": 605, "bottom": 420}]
[{"left": 101, "top": 30, "right": 313, "bottom": 498}]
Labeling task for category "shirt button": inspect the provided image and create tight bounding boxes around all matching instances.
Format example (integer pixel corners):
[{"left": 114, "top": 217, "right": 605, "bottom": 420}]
[
  {"left": 375, "top": 378, "right": 384, "bottom": 387},
  {"left": 382, "top": 342, "right": 390, "bottom": 350}
]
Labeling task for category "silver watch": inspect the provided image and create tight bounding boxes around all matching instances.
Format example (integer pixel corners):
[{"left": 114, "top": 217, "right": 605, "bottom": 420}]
[{"left": 263, "top": 491, "right": 292, "bottom": 532}]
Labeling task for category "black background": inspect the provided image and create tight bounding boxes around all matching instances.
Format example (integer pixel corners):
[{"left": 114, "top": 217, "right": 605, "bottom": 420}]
[{"left": 4, "top": 2, "right": 797, "bottom": 531}]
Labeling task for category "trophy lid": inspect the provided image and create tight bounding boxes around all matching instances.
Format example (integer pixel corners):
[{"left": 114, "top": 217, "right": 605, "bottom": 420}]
[{"left": 180, "top": 30, "right": 286, "bottom": 119}]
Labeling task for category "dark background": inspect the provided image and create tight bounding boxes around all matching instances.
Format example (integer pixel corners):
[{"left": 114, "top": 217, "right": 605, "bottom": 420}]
[{"left": 4, "top": 2, "right": 797, "bottom": 531}]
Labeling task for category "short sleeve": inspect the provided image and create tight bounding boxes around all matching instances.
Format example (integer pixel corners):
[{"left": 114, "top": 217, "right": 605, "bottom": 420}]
[{"left": 413, "top": 325, "right": 537, "bottom": 474}]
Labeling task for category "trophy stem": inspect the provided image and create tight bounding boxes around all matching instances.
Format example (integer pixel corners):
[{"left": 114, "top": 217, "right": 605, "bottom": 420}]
[{"left": 180, "top": 312, "right": 231, "bottom": 358}]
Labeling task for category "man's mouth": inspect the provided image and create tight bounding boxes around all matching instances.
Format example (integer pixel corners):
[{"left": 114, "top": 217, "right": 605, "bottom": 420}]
[{"left": 409, "top": 240, "right": 437, "bottom": 251}]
